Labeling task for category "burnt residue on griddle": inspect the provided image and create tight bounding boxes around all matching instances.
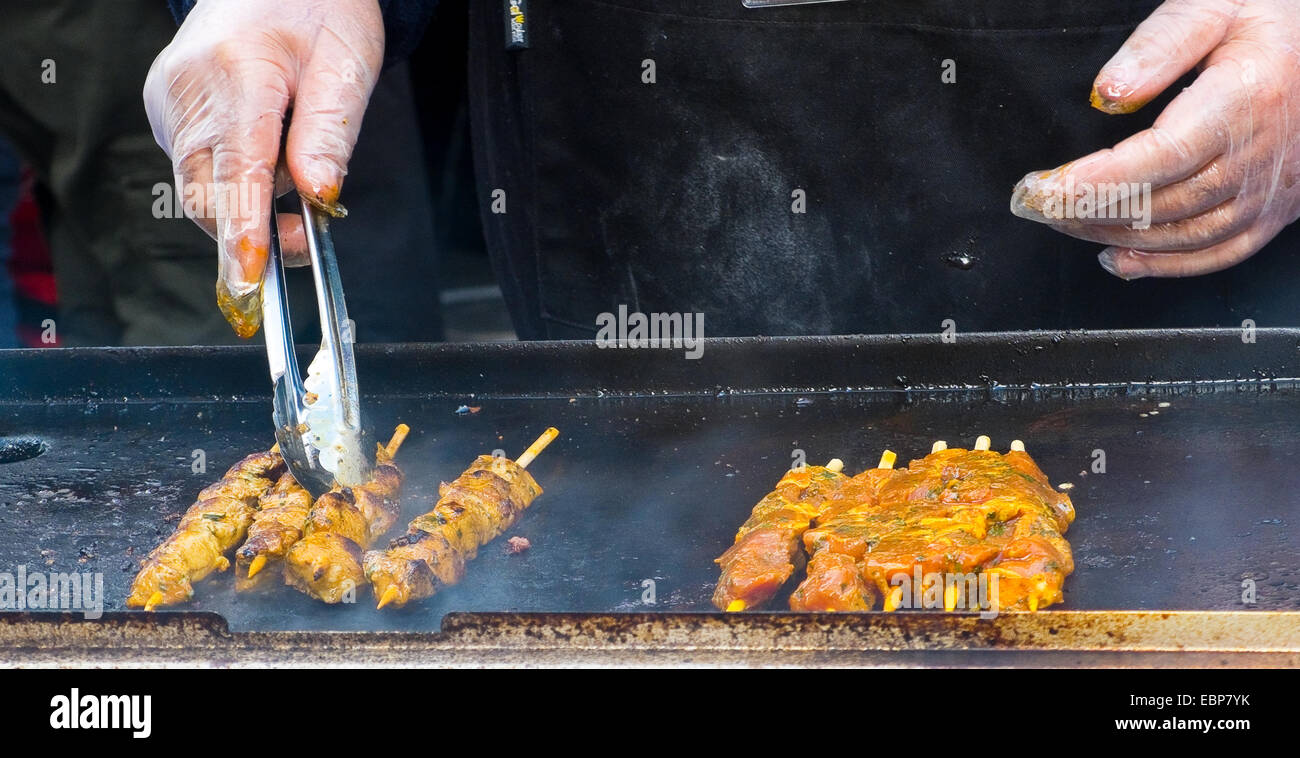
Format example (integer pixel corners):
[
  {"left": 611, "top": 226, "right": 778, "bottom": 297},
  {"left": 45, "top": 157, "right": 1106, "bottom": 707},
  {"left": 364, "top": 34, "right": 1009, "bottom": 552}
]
[{"left": 0, "top": 436, "right": 47, "bottom": 464}]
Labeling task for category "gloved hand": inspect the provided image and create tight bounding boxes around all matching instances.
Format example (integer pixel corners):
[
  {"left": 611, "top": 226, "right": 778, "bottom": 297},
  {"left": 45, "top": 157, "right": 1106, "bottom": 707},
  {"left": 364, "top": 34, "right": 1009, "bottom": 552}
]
[
  {"left": 143, "top": 0, "right": 384, "bottom": 336},
  {"left": 1011, "top": 0, "right": 1300, "bottom": 280}
]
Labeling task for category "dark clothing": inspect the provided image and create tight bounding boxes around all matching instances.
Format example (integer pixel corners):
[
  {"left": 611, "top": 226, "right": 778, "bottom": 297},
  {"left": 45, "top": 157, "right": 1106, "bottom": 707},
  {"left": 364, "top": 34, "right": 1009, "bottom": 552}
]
[
  {"left": 332, "top": 62, "right": 444, "bottom": 344},
  {"left": 467, "top": 0, "right": 1300, "bottom": 338},
  {"left": 0, "top": 1, "right": 230, "bottom": 345},
  {"left": 175, "top": 0, "right": 1300, "bottom": 339}
]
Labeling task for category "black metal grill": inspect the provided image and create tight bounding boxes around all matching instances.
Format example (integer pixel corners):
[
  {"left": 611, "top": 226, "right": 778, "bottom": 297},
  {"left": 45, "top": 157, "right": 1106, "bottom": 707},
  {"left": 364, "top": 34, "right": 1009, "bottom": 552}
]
[{"left": 2, "top": 330, "right": 1298, "bottom": 664}]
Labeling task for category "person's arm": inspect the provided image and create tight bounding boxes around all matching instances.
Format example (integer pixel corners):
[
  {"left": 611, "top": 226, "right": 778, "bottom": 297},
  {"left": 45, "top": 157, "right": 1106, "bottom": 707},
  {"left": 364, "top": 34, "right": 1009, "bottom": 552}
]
[
  {"left": 146, "top": 0, "right": 436, "bottom": 336},
  {"left": 1011, "top": 0, "right": 1300, "bottom": 280}
]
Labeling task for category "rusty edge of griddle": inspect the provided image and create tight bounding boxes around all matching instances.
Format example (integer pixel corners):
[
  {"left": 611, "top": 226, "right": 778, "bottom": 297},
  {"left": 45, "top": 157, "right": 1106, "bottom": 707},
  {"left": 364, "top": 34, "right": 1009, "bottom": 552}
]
[{"left": 1, "top": 611, "right": 1298, "bottom": 668}]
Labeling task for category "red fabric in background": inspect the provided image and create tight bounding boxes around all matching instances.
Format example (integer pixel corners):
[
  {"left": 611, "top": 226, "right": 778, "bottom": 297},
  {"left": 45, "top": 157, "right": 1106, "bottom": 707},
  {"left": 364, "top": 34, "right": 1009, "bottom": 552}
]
[{"left": 8, "top": 167, "right": 58, "bottom": 347}]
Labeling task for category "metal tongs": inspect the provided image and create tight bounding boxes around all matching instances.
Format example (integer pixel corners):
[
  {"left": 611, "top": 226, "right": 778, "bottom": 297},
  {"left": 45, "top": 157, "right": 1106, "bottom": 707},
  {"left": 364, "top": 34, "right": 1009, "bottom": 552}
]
[{"left": 261, "top": 195, "right": 368, "bottom": 498}]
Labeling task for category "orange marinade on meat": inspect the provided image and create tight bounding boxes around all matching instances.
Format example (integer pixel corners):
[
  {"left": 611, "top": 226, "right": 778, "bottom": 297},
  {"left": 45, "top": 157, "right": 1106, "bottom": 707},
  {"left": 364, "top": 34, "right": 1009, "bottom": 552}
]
[
  {"left": 712, "top": 463, "right": 847, "bottom": 611},
  {"left": 799, "top": 447, "right": 1074, "bottom": 612},
  {"left": 789, "top": 551, "right": 875, "bottom": 611},
  {"left": 789, "top": 468, "right": 893, "bottom": 611}
]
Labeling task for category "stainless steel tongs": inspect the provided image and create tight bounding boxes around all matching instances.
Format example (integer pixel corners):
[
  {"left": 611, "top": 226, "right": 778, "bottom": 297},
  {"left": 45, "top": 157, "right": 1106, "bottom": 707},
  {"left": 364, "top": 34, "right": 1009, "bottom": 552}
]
[{"left": 261, "top": 195, "right": 369, "bottom": 498}]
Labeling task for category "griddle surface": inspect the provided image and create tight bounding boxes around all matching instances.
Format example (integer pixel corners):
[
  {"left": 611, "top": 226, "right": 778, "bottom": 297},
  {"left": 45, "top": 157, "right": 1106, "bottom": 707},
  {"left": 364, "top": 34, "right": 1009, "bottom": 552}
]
[{"left": 2, "top": 382, "right": 1296, "bottom": 631}]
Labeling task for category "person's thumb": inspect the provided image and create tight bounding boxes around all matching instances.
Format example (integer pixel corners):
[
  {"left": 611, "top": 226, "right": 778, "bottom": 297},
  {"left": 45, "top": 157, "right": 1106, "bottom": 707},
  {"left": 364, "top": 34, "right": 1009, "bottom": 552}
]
[{"left": 1091, "top": 0, "right": 1236, "bottom": 114}]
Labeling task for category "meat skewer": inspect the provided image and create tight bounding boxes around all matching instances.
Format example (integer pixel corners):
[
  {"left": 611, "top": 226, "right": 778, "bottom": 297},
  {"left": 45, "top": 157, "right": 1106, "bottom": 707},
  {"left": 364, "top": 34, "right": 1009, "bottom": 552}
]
[
  {"left": 365, "top": 426, "right": 559, "bottom": 610},
  {"left": 234, "top": 470, "right": 314, "bottom": 592},
  {"left": 713, "top": 457, "right": 848, "bottom": 612},
  {"left": 127, "top": 449, "right": 284, "bottom": 611},
  {"left": 981, "top": 439, "right": 1076, "bottom": 611},
  {"left": 282, "top": 425, "right": 409, "bottom": 603},
  {"left": 789, "top": 450, "right": 899, "bottom": 612},
  {"left": 816, "top": 437, "right": 1074, "bottom": 613},
  {"left": 716, "top": 436, "right": 1076, "bottom": 614},
  {"left": 875, "top": 437, "right": 1074, "bottom": 612}
]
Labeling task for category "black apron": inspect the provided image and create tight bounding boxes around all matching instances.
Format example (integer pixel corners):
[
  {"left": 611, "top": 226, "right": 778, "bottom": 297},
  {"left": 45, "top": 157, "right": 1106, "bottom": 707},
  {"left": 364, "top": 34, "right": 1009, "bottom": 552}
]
[{"left": 469, "top": 0, "right": 1300, "bottom": 338}]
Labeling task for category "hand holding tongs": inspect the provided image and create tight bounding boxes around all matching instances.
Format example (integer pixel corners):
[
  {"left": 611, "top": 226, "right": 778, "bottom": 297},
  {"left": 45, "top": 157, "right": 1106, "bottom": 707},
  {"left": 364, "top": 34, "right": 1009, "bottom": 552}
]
[{"left": 262, "top": 195, "right": 369, "bottom": 498}]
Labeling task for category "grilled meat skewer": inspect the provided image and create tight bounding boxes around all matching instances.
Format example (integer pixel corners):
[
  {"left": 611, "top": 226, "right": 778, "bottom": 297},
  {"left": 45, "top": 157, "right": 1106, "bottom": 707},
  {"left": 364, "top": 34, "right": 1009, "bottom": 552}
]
[
  {"left": 712, "top": 459, "right": 847, "bottom": 612},
  {"left": 282, "top": 425, "right": 408, "bottom": 603},
  {"left": 365, "top": 427, "right": 558, "bottom": 610},
  {"left": 234, "top": 471, "right": 314, "bottom": 592},
  {"left": 127, "top": 449, "right": 284, "bottom": 610}
]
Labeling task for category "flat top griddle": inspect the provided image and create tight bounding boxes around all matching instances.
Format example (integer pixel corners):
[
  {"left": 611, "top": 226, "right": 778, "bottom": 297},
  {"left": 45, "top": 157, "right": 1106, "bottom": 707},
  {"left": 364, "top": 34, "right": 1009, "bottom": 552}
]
[{"left": 1, "top": 330, "right": 1297, "bottom": 637}]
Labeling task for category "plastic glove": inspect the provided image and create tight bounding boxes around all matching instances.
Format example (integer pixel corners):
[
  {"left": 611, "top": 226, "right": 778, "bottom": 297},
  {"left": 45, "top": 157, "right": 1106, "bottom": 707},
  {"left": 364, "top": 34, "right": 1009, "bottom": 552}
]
[
  {"left": 1011, "top": 0, "right": 1300, "bottom": 280},
  {"left": 144, "top": 0, "right": 384, "bottom": 336}
]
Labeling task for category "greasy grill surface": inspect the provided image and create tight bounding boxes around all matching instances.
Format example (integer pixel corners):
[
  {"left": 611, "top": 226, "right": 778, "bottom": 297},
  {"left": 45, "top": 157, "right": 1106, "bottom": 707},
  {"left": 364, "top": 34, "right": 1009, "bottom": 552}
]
[{"left": 1, "top": 331, "right": 1298, "bottom": 633}]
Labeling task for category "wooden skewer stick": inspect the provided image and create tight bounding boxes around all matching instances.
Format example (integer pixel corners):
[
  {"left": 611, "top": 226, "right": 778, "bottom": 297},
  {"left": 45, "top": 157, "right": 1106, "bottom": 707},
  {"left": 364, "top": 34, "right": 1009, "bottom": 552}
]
[
  {"left": 1028, "top": 578, "right": 1048, "bottom": 613},
  {"left": 247, "top": 555, "right": 269, "bottom": 579},
  {"left": 884, "top": 585, "right": 904, "bottom": 612},
  {"left": 385, "top": 424, "right": 410, "bottom": 458},
  {"left": 944, "top": 582, "right": 958, "bottom": 612},
  {"left": 516, "top": 427, "right": 559, "bottom": 469},
  {"left": 877, "top": 450, "right": 897, "bottom": 470},
  {"left": 931, "top": 440, "right": 947, "bottom": 453},
  {"left": 1010, "top": 440, "right": 1025, "bottom": 452},
  {"left": 974, "top": 435, "right": 991, "bottom": 451}
]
